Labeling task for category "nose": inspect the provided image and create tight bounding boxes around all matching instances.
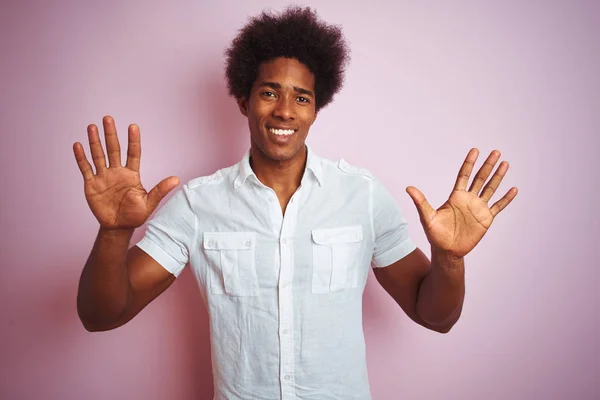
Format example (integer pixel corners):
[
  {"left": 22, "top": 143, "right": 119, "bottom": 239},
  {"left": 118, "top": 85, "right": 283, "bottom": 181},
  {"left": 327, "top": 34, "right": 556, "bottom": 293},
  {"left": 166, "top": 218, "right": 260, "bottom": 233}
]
[{"left": 272, "top": 95, "right": 295, "bottom": 121}]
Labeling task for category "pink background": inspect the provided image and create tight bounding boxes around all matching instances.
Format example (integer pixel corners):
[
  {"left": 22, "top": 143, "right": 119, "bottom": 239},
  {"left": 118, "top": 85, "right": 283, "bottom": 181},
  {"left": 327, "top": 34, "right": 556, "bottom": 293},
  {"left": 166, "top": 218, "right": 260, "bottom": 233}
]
[{"left": 1, "top": 1, "right": 598, "bottom": 399}]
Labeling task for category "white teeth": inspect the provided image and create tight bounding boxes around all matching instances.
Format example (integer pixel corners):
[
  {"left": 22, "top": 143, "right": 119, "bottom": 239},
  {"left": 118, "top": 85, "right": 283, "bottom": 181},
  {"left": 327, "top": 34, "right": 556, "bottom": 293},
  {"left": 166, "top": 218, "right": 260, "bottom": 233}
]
[{"left": 269, "top": 128, "right": 295, "bottom": 136}]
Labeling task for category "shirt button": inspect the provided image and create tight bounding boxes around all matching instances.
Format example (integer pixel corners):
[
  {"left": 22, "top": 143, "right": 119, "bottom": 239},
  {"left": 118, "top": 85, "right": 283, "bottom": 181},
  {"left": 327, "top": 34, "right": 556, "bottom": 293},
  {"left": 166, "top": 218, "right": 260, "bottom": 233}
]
[
  {"left": 281, "top": 238, "right": 287, "bottom": 244},
  {"left": 282, "top": 329, "right": 289, "bottom": 335},
  {"left": 245, "top": 240, "right": 251, "bottom": 247},
  {"left": 284, "top": 375, "right": 291, "bottom": 380}
]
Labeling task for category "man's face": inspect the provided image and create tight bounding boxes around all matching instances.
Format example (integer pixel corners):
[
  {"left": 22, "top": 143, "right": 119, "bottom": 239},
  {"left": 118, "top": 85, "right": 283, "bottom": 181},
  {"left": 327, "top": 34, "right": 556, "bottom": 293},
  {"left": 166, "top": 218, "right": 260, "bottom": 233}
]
[{"left": 238, "top": 57, "right": 317, "bottom": 163}]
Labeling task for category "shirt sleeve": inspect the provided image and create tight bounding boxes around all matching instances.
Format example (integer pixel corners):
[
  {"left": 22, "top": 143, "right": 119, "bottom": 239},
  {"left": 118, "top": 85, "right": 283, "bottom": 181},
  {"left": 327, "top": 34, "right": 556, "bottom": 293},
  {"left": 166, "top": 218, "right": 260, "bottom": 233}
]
[
  {"left": 135, "top": 185, "right": 196, "bottom": 277},
  {"left": 370, "top": 178, "right": 417, "bottom": 268}
]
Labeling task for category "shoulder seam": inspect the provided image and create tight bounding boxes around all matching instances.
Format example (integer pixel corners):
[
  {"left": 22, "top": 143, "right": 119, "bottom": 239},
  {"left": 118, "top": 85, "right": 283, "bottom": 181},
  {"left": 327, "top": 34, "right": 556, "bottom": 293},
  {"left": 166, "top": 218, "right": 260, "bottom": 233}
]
[
  {"left": 337, "top": 159, "right": 374, "bottom": 180},
  {"left": 187, "top": 170, "right": 225, "bottom": 188}
]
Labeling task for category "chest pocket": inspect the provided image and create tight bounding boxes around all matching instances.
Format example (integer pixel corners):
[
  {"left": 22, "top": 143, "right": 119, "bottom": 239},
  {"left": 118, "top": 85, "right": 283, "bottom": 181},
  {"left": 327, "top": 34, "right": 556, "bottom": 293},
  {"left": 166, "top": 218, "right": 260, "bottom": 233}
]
[
  {"left": 311, "top": 225, "right": 364, "bottom": 293},
  {"left": 203, "top": 232, "right": 258, "bottom": 296}
]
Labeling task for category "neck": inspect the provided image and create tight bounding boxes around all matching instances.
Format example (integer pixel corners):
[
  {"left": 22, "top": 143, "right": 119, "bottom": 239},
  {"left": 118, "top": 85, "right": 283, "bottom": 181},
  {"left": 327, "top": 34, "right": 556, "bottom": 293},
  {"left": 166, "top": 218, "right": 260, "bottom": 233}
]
[{"left": 250, "top": 145, "right": 307, "bottom": 195}]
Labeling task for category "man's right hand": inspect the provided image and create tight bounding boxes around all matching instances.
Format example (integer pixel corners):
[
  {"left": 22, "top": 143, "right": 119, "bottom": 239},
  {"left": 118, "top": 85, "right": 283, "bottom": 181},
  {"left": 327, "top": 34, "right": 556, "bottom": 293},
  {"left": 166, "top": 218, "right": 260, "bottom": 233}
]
[{"left": 73, "top": 115, "right": 179, "bottom": 230}]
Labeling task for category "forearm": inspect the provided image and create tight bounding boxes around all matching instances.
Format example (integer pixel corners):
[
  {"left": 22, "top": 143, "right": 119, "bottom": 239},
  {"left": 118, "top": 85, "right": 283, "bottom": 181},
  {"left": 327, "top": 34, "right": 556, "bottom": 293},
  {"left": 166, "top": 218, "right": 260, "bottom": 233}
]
[
  {"left": 416, "top": 247, "right": 465, "bottom": 329},
  {"left": 77, "top": 227, "right": 134, "bottom": 330}
]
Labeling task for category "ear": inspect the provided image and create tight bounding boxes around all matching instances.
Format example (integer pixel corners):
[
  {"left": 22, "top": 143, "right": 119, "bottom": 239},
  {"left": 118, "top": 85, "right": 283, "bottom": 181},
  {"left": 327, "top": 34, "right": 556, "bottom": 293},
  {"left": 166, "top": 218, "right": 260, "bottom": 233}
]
[
  {"left": 237, "top": 97, "right": 249, "bottom": 117},
  {"left": 311, "top": 111, "right": 318, "bottom": 125}
]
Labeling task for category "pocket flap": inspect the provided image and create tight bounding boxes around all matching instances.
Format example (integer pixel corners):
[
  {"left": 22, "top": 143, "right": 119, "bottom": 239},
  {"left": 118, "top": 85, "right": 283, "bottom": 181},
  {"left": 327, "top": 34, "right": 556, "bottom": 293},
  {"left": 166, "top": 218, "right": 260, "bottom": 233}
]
[
  {"left": 203, "top": 232, "right": 255, "bottom": 250},
  {"left": 312, "top": 225, "right": 363, "bottom": 245}
]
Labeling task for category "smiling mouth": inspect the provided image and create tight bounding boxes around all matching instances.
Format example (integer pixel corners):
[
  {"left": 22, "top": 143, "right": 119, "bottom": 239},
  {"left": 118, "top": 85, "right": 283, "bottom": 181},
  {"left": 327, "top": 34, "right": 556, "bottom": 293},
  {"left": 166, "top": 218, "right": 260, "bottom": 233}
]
[{"left": 268, "top": 127, "right": 296, "bottom": 136}]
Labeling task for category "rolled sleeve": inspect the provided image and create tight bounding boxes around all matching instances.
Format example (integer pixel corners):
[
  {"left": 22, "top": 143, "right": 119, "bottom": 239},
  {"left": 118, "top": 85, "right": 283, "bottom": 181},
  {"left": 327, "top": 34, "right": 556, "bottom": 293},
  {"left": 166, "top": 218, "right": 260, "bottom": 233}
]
[
  {"left": 371, "top": 178, "right": 417, "bottom": 268},
  {"left": 135, "top": 185, "right": 196, "bottom": 277}
]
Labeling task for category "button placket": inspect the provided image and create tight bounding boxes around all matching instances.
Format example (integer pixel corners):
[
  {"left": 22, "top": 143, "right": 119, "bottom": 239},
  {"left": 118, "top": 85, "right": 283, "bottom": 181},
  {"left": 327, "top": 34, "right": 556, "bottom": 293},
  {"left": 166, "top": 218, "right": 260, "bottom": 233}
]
[
  {"left": 279, "top": 238, "right": 294, "bottom": 395},
  {"left": 278, "top": 187, "right": 301, "bottom": 398}
]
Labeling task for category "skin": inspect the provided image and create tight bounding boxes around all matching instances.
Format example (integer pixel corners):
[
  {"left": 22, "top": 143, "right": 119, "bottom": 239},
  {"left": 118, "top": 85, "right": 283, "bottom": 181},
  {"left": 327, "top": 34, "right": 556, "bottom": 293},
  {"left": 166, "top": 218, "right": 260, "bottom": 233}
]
[
  {"left": 375, "top": 149, "right": 518, "bottom": 332},
  {"left": 74, "top": 56, "right": 518, "bottom": 333},
  {"left": 74, "top": 118, "right": 177, "bottom": 331},
  {"left": 237, "top": 57, "right": 318, "bottom": 213}
]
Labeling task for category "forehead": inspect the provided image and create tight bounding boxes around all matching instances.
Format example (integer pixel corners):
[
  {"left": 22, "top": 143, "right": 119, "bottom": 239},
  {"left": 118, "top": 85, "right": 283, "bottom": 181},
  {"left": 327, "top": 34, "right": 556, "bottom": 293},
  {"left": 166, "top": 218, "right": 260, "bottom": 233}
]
[{"left": 254, "top": 57, "right": 315, "bottom": 90}]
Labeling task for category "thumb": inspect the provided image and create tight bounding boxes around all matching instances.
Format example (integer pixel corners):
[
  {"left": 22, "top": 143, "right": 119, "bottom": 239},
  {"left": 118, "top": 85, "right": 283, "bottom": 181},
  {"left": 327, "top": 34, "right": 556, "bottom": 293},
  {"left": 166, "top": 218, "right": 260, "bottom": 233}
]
[
  {"left": 406, "top": 186, "right": 435, "bottom": 223},
  {"left": 147, "top": 176, "right": 180, "bottom": 211}
]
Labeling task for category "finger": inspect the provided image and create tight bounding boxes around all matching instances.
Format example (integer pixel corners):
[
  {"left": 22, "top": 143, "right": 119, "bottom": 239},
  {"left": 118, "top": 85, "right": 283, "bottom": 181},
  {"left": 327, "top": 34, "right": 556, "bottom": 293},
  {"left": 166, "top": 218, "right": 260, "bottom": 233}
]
[
  {"left": 125, "top": 124, "right": 141, "bottom": 172},
  {"left": 73, "top": 142, "right": 94, "bottom": 181},
  {"left": 147, "top": 176, "right": 180, "bottom": 212},
  {"left": 453, "top": 148, "right": 479, "bottom": 191},
  {"left": 88, "top": 124, "right": 107, "bottom": 173},
  {"left": 103, "top": 115, "right": 122, "bottom": 167},
  {"left": 480, "top": 161, "right": 509, "bottom": 202},
  {"left": 490, "top": 187, "right": 518, "bottom": 217},
  {"left": 406, "top": 186, "right": 435, "bottom": 223},
  {"left": 468, "top": 150, "right": 501, "bottom": 195}
]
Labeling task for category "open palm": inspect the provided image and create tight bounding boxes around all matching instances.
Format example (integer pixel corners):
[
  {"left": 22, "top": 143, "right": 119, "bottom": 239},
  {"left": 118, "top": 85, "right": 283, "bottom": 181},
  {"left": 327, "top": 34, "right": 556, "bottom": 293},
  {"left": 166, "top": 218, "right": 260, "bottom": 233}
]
[
  {"left": 73, "top": 116, "right": 179, "bottom": 230},
  {"left": 407, "top": 149, "right": 518, "bottom": 258}
]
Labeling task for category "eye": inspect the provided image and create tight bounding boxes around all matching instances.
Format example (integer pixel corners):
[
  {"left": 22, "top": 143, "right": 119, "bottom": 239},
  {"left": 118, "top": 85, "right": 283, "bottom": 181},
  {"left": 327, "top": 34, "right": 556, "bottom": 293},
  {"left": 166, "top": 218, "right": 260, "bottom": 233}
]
[
  {"left": 262, "top": 91, "right": 276, "bottom": 98},
  {"left": 296, "top": 96, "right": 310, "bottom": 103}
]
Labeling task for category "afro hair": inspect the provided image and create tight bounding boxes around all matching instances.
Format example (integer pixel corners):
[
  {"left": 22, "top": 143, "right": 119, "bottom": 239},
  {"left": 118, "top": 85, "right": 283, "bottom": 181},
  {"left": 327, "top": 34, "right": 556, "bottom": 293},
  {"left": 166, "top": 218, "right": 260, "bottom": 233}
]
[{"left": 225, "top": 6, "right": 350, "bottom": 111}]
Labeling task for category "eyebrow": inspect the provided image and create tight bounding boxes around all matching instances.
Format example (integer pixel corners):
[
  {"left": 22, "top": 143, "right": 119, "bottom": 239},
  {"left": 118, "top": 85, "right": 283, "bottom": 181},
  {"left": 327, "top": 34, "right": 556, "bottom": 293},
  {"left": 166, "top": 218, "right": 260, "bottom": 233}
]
[{"left": 258, "top": 81, "right": 314, "bottom": 98}]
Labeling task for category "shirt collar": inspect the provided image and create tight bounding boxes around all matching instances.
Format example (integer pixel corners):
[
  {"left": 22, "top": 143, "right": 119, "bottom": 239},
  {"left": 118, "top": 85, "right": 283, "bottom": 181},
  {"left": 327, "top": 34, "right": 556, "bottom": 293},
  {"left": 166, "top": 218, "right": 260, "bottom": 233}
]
[
  {"left": 305, "top": 145, "right": 324, "bottom": 186},
  {"left": 234, "top": 145, "right": 323, "bottom": 190}
]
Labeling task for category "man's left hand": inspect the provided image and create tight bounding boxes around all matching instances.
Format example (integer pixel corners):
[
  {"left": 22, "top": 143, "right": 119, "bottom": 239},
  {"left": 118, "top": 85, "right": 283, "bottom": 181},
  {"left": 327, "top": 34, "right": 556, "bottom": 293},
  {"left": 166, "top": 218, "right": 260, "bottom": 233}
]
[{"left": 406, "top": 148, "right": 518, "bottom": 258}]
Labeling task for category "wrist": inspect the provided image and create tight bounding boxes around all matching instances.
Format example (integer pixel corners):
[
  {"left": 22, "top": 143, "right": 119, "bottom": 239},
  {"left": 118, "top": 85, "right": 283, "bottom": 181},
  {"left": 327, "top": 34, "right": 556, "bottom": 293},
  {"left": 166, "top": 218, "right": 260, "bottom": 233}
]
[
  {"left": 431, "top": 246, "right": 464, "bottom": 270},
  {"left": 98, "top": 226, "right": 136, "bottom": 239}
]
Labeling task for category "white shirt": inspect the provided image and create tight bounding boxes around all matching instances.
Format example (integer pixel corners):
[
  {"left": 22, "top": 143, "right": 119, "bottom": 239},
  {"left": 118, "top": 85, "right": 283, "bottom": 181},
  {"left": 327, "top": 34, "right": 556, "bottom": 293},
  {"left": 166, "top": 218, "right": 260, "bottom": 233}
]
[{"left": 137, "top": 146, "right": 416, "bottom": 400}]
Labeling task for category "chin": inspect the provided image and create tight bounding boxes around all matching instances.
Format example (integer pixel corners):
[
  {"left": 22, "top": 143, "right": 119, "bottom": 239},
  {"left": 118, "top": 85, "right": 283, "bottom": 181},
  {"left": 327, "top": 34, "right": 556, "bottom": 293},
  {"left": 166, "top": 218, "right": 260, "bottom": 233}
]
[
  {"left": 256, "top": 140, "right": 304, "bottom": 163},
  {"left": 265, "top": 146, "right": 298, "bottom": 161}
]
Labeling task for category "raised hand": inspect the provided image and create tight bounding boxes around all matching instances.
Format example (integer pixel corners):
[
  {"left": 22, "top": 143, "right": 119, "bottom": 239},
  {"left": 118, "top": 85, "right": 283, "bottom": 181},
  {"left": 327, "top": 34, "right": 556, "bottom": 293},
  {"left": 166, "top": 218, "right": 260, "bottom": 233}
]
[
  {"left": 406, "top": 148, "right": 518, "bottom": 258},
  {"left": 73, "top": 116, "right": 179, "bottom": 230}
]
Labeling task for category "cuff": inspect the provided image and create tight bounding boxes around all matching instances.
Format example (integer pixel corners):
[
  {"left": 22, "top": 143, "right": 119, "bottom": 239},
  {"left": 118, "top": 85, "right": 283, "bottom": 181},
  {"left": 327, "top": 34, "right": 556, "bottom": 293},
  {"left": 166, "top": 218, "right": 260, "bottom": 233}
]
[
  {"left": 136, "top": 237, "right": 186, "bottom": 277},
  {"left": 372, "top": 239, "right": 418, "bottom": 268}
]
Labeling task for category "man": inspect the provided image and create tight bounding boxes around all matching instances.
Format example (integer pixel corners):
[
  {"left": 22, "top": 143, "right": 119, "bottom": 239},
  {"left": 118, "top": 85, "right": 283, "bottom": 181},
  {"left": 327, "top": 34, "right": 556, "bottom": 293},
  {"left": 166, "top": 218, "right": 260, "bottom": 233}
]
[{"left": 74, "top": 6, "right": 517, "bottom": 400}]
